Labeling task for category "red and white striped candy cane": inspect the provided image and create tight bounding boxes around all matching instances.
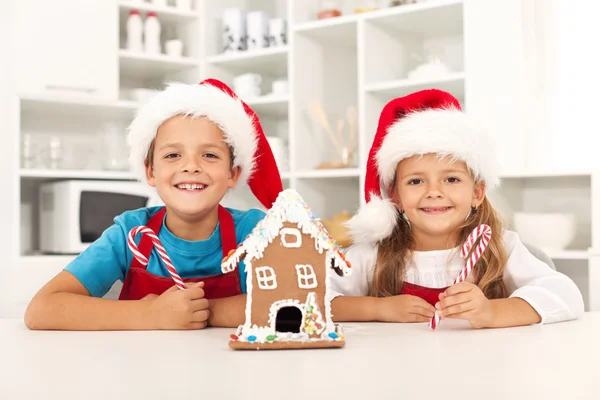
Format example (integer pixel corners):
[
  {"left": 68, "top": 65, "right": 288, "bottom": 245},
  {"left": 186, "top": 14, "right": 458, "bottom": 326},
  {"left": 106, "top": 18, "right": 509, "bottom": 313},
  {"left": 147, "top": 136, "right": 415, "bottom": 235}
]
[
  {"left": 429, "top": 224, "right": 492, "bottom": 330},
  {"left": 127, "top": 226, "right": 186, "bottom": 290}
]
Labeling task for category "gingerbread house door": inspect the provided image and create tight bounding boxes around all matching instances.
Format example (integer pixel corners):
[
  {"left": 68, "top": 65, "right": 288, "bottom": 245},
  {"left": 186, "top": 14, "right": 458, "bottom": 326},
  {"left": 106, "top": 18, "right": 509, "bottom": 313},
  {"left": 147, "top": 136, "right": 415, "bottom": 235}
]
[{"left": 273, "top": 304, "right": 303, "bottom": 333}]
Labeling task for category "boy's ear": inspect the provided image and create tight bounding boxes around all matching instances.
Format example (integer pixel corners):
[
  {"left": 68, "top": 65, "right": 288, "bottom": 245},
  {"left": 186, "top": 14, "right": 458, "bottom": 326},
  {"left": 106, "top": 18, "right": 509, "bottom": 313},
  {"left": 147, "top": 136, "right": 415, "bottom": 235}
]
[
  {"left": 145, "top": 160, "right": 156, "bottom": 188},
  {"left": 227, "top": 166, "right": 241, "bottom": 189},
  {"left": 472, "top": 181, "right": 486, "bottom": 208}
]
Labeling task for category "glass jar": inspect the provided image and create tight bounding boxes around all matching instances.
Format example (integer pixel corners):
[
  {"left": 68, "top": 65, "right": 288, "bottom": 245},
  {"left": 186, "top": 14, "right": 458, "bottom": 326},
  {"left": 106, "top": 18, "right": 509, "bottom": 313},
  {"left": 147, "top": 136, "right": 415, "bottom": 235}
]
[{"left": 100, "top": 123, "right": 129, "bottom": 171}]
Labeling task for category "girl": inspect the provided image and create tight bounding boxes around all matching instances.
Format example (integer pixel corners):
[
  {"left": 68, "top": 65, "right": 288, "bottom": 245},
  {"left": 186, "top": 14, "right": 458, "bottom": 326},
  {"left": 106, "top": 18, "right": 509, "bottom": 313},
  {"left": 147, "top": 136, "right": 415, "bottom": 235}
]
[{"left": 330, "top": 89, "right": 584, "bottom": 328}]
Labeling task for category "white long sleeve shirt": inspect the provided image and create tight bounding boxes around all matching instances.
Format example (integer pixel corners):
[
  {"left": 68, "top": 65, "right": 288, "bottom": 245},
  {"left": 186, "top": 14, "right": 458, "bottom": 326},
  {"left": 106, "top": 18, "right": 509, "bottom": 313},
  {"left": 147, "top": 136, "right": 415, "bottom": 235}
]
[{"left": 330, "top": 230, "right": 585, "bottom": 324}]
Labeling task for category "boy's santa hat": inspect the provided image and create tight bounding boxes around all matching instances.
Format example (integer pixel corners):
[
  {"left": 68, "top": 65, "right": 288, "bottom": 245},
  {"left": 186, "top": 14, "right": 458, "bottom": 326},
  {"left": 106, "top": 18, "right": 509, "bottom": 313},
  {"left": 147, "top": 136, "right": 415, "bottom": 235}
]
[
  {"left": 126, "top": 78, "right": 283, "bottom": 209},
  {"left": 347, "top": 89, "right": 499, "bottom": 246}
]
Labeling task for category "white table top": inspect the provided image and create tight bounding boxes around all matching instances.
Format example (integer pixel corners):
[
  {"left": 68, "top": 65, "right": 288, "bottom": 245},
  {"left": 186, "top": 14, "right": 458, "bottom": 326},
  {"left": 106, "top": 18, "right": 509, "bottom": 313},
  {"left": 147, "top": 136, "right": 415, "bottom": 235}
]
[{"left": 2, "top": 315, "right": 600, "bottom": 400}]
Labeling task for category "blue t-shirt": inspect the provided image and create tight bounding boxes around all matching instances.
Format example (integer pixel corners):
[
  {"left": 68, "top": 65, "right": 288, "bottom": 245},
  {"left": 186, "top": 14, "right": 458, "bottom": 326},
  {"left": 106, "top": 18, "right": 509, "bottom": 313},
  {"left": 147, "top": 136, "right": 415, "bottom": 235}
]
[{"left": 65, "top": 206, "right": 265, "bottom": 298}]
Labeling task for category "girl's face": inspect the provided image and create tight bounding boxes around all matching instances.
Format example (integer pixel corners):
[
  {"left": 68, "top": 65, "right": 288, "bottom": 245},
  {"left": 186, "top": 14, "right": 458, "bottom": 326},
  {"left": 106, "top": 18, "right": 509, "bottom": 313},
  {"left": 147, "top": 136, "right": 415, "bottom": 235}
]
[
  {"left": 394, "top": 153, "right": 485, "bottom": 250},
  {"left": 145, "top": 115, "right": 240, "bottom": 222}
]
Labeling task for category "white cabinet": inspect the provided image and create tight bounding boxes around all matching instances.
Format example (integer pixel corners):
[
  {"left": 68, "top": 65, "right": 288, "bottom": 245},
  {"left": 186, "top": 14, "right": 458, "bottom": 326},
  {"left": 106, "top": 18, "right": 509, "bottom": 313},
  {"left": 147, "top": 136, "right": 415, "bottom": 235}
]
[{"left": 13, "top": 0, "right": 118, "bottom": 100}]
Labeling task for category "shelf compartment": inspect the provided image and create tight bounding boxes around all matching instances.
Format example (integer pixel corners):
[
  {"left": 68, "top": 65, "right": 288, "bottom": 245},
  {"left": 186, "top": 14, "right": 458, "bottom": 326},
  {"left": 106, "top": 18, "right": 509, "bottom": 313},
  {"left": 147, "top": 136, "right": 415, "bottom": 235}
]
[
  {"left": 246, "top": 95, "right": 289, "bottom": 118},
  {"left": 207, "top": 47, "right": 289, "bottom": 76},
  {"left": 295, "top": 168, "right": 360, "bottom": 179},
  {"left": 19, "top": 95, "right": 138, "bottom": 120},
  {"left": 295, "top": 176, "right": 360, "bottom": 222},
  {"left": 364, "top": 0, "right": 464, "bottom": 37},
  {"left": 365, "top": 73, "right": 465, "bottom": 100},
  {"left": 546, "top": 250, "right": 589, "bottom": 260},
  {"left": 119, "top": 50, "right": 200, "bottom": 81},
  {"left": 294, "top": 16, "right": 357, "bottom": 47}
]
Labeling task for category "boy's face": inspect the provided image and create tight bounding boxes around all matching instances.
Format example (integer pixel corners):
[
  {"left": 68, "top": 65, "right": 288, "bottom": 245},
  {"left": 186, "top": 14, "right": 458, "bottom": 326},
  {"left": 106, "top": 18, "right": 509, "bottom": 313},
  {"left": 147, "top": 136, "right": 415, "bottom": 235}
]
[
  {"left": 145, "top": 115, "right": 240, "bottom": 220},
  {"left": 393, "top": 154, "right": 485, "bottom": 247}
]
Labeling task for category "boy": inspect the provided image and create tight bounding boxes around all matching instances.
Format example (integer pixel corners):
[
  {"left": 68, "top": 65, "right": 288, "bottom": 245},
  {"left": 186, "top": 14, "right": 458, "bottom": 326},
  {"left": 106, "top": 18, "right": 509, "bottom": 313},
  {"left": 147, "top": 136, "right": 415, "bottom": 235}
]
[{"left": 25, "top": 79, "right": 283, "bottom": 330}]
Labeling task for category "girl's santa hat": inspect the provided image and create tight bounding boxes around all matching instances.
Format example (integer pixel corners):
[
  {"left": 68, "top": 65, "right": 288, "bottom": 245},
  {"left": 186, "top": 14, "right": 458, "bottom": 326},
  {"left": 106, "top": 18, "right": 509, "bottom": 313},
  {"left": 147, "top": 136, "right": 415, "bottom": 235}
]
[
  {"left": 126, "top": 78, "right": 283, "bottom": 209},
  {"left": 347, "top": 89, "right": 499, "bottom": 246}
]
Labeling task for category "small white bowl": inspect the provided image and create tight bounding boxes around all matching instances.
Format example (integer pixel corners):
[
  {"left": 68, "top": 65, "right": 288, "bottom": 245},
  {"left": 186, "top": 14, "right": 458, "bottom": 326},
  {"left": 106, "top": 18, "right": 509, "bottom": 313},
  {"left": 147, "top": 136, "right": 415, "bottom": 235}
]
[{"left": 513, "top": 212, "right": 576, "bottom": 252}]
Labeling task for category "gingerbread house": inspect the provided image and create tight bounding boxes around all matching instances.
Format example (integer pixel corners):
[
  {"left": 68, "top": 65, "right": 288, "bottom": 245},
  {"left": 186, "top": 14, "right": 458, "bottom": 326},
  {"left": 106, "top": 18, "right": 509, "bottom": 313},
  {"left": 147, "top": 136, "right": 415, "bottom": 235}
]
[{"left": 222, "top": 189, "right": 352, "bottom": 350}]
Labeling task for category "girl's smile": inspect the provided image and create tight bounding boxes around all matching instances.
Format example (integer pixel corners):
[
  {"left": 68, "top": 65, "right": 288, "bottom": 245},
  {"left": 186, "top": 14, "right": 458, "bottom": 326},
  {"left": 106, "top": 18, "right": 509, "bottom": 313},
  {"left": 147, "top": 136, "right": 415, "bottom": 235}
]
[{"left": 419, "top": 206, "right": 454, "bottom": 215}]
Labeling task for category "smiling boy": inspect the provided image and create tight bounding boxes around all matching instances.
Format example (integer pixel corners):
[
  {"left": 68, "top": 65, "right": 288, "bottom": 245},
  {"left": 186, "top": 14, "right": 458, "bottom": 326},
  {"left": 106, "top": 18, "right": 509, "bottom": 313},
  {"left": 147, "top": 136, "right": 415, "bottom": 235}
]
[{"left": 25, "top": 79, "right": 283, "bottom": 331}]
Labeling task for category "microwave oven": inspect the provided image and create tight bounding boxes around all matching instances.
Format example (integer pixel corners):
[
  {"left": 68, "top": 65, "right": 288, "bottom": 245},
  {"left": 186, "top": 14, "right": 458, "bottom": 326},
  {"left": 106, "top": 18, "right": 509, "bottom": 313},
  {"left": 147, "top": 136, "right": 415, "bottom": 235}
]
[{"left": 39, "top": 180, "right": 163, "bottom": 254}]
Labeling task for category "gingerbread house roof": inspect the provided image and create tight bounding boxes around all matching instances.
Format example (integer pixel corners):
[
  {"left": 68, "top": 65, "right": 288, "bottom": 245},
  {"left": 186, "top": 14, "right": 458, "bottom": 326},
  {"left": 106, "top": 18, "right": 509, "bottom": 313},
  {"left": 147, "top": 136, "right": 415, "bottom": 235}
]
[{"left": 221, "top": 188, "right": 352, "bottom": 276}]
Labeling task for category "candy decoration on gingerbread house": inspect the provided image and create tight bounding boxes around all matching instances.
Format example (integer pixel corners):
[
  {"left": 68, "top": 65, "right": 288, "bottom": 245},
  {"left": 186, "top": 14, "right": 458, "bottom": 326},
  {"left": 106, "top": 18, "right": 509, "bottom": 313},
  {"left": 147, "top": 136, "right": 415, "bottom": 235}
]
[{"left": 222, "top": 189, "right": 352, "bottom": 350}]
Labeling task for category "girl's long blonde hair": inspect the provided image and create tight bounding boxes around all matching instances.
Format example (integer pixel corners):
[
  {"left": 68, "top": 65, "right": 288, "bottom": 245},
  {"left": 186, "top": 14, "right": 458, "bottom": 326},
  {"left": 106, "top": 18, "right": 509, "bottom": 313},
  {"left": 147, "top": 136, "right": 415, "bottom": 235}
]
[{"left": 369, "top": 191, "right": 509, "bottom": 299}]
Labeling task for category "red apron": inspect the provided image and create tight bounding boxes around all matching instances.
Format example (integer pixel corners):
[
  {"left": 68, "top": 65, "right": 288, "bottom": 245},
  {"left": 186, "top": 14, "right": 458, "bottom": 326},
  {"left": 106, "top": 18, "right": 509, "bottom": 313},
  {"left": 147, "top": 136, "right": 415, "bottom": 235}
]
[
  {"left": 119, "top": 206, "right": 241, "bottom": 300},
  {"left": 400, "top": 282, "right": 448, "bottom": 307}
]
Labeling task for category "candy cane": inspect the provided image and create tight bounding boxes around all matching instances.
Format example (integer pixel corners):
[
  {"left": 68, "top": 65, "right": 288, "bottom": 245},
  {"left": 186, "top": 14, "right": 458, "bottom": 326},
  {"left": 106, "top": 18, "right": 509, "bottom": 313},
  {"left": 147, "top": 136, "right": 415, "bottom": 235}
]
[
  {"left": 127, "top": 226, "right": 186, "bottom": 290},
  {"left": 429, "top": 224, "right": 492, "bottom": 330}
]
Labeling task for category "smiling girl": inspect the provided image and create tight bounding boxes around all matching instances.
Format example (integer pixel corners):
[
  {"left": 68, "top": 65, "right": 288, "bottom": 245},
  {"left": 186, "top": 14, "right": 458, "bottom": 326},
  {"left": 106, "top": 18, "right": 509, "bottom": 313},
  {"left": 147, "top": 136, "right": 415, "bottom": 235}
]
[{"left": 331, "top": 89, "right": 584, "bottom": 329}]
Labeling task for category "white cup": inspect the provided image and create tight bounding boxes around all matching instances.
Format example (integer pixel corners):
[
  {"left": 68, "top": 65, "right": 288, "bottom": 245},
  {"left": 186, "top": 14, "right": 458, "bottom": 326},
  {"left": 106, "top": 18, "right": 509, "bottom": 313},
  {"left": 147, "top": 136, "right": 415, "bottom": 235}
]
[
  {"left": 165, "top": 40, "right": 184, "bottom": 57},
  {"left": 233, "top": 73, "right": 262, "bottom": 100},
  {"left": 246, "top": 11, "right": 270, "bottom": 50},
  {"left": 271, "top": 79, "right": 289, "bottom": 96},
  {"left": 222, "top": 8, "right": 246, "bottom": 52},
  {"left": 268, "top": 18, "right": 287, "bottom": 47}
]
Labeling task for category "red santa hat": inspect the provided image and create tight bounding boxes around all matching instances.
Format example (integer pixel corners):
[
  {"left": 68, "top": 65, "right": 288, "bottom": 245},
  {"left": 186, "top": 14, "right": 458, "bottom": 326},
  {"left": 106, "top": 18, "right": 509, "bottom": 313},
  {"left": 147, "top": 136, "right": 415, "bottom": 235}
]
[
  {"left": 126, "top": 78, "right": 283, "bottom": 209},
  {"left": 346, "top": 89, "right": 499, "bottom": 246}
]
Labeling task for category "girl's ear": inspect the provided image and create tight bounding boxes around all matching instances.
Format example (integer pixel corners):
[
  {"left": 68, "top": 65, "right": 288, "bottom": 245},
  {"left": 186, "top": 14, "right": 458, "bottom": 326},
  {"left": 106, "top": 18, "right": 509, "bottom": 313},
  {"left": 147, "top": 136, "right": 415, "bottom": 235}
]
[
  {"left": 472, "top": 181, "right": 486, "bottom": 208},
  {"left": 390, "top": 188, "right": 403, "bottom": 211}
]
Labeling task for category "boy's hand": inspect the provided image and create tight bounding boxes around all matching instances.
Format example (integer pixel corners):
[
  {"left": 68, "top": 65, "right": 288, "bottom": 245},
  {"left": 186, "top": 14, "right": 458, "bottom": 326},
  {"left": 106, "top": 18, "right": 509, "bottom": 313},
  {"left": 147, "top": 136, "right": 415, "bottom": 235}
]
[
  {"left": 376, "top": 295, "right": 436, "bottom": 323},
  {"left": 436, "top": 282, "right": 494, "bottom": 328},
  {"left": 149, "top": 282, "right": 210, "bottom": 330}
]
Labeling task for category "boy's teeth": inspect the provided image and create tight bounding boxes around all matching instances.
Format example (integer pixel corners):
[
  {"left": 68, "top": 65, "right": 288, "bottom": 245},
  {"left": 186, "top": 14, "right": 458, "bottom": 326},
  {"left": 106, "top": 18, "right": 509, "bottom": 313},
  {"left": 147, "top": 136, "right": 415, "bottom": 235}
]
[{"left": 177, "top": 184, "right": 206, "bottom": 190}]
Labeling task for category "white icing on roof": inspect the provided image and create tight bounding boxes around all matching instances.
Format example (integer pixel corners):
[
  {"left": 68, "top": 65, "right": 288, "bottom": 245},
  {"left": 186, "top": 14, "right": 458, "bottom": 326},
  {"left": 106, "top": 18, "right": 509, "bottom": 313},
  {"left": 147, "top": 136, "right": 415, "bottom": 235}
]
[{"left": 221, "top": 188, "right": 352, "bottom": 277}]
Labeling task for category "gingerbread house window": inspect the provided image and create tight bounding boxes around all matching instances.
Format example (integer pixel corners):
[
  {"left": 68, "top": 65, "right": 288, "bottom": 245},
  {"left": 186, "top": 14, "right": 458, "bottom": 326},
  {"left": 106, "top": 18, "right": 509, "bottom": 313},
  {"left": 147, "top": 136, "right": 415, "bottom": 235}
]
[
  {"left": 280, "top": 228, "right": 302, "bottom": 248},
  {"left": 295, "top": 264, "right": 317, "bottom": 289},
  {"left": 256, "top": 266, "right": 277, "bottom": 290}
]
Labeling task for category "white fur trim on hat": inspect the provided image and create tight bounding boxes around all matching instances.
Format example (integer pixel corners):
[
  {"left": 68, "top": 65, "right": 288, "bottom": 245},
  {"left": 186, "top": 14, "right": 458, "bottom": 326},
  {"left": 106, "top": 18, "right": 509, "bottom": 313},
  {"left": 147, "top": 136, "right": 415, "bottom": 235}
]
[
  {"left": 376, "top": 108, "right": 500, "bottom": 192},
  {"left": 126, "top": 82, "right": 257, "bottom": 184},
  {"left": 345, "top": 195, "right": 399, "bottom": 245}
]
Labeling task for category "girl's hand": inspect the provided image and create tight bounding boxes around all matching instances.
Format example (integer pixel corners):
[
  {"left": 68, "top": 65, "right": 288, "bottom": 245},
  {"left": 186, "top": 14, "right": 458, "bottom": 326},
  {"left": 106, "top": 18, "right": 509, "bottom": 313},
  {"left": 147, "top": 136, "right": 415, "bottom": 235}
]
[
  {"left": 376, "top": 295, "right": 436, "bottom": 323},
  {"left": 435, "top": 282, "right": 495, "bottom": 328}
]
